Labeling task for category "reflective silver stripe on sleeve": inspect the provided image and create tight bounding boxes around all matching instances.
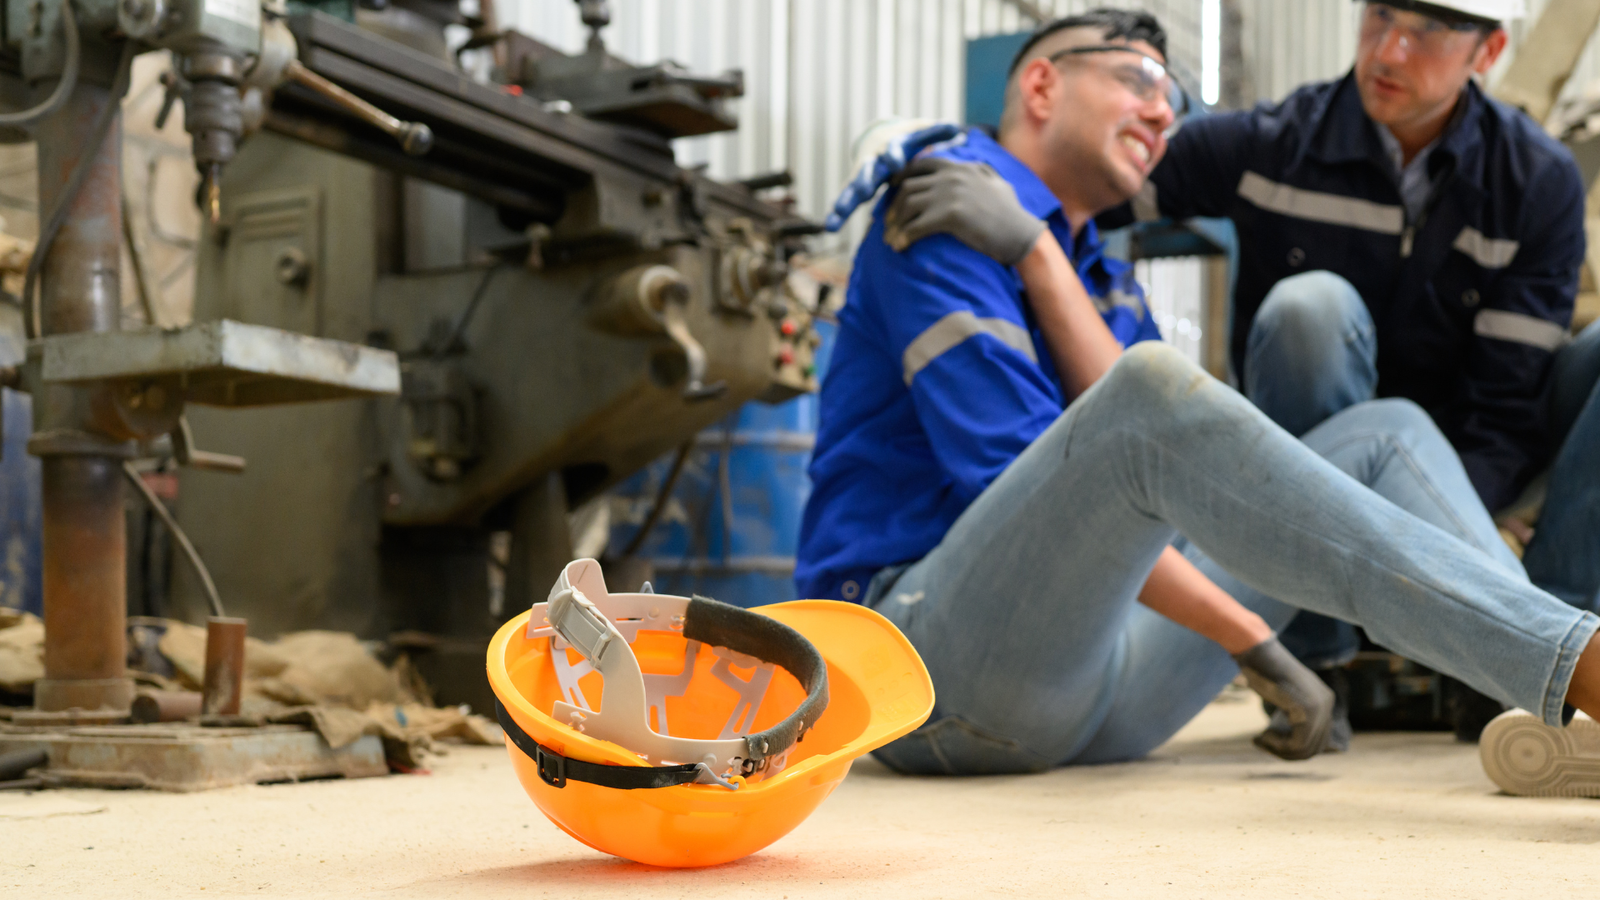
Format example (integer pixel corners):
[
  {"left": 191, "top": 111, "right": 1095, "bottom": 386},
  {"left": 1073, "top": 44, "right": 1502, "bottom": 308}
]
[
  {"left": 902, "top": 311, "right": 1038, "bottom": 385},
  {"left": 1452, "top": 226, "right": 1520, "bottom": 269},
  {"left": 1474, "top": 309, "right": 1569, "bottom": 351},
  {"left": 1095, "top": 290, "right": 1148, "bottom": 320},
  {"left": 1132, "top": 180, "right": 1161, "bottom": 222},
  {"left": 1236, "top": 171, "right": 1404, "bottom": 234}
]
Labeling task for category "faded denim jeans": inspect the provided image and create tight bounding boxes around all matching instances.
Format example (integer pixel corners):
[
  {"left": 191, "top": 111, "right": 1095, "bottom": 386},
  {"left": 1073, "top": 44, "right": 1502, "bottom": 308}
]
[
  {"left": 865, "top": 343, "right": 1597, "bottom": 774},
  {"left": 1246, "top": 271, "right": 1600, "bottom": 666}
]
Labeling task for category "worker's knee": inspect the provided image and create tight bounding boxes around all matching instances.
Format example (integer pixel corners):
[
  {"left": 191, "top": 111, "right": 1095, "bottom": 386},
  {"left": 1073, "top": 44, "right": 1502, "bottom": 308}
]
[
  {"left": 1253, "top": 271, "right": 1370, "bottom": 350},
  {"left": 1099, "top": 341, "right": 1209, "bottom": 413}
]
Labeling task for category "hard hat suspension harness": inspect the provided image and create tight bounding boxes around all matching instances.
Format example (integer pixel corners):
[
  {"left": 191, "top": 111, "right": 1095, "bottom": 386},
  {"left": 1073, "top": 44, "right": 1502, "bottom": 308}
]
[{"left": 500, "top": 582, "right": 829, "bottom": 791}]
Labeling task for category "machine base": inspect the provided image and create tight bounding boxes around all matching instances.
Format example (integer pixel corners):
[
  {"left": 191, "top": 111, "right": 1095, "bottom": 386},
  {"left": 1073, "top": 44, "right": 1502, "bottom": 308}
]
[{"left": 0, "top": 723, "right": 388, "bottom": 791}]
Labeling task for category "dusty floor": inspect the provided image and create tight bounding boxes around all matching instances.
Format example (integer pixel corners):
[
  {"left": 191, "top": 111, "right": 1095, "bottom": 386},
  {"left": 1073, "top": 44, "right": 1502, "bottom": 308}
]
[{"left": 3, "top": 694, "right": 1597, "bottom": 899}]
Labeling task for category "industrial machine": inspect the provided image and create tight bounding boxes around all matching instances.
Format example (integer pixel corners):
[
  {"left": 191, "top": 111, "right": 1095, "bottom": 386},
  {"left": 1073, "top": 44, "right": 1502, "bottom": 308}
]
[
  {"left": 0, "top": 0, "right": 412, "bottom": 732},
  {"left": 0, "top": 0, "right": 819, "bottom": 759},
  {"left": 165, "top": 0, "right": 823, "bottom": 709}
]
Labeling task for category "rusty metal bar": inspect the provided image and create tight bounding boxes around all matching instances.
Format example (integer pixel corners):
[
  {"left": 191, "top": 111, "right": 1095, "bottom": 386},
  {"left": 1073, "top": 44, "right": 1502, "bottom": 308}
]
[
  {"left": 34, "top": 456, "right": 129, "bottom": 715},
  {"left": 130, "top": 690, "right": 204, "bottom": 723},
  {"left": 36, "top": 87, "right": 122, "bottom": 336},
  {"left": 202, "top": 617, "right": 248, "bottom": 716},
  {"left": 283, "top": 58, "right": 433, "bottom": 155},
  {"left": 29, "top": 78, "right": 132, "bottom": 720}
]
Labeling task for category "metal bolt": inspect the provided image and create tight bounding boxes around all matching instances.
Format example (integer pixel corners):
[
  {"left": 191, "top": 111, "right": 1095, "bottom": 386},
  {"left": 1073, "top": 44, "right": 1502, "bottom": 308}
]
[{"left": 274, "top": 247, "right": 310, "bottom": 286}]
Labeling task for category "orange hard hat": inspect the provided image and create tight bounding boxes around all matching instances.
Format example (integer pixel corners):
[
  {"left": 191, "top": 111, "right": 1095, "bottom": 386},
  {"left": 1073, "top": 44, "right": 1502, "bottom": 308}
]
[{"left": 487, "top": 558, "right": 933, "bottom": 868}]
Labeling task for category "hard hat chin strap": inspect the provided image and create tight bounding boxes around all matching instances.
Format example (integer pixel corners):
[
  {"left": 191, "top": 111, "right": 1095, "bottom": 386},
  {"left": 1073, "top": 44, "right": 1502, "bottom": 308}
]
[{"left": 494, "top": 697, "right": 724, "bottom": 790}]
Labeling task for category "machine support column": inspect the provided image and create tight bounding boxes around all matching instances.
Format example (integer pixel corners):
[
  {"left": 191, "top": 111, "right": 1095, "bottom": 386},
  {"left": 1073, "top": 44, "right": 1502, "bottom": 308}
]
[{"left": 26, "top": 81, "right": 134, "bottom": 720}]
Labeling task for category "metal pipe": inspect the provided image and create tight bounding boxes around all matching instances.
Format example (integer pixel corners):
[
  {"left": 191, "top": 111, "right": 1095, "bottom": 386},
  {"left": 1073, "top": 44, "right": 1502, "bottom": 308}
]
[
  {"left": 36, "top": 458, "right": 126, "bottom": 704},
  {"left": 36, "top": 457, "right": 129, "bottom": 712},
  {"left": 29, "top": 78, "right": 133, "bottom": 718},
  {"left": 283, "top": 59, "right": 433, "bottom": 155},
  {"left": 37, "top": 85, "right": 122, "bottom": 335},
  {"left": 202, "top": 617, "right": 247, "bottom": 716},
  {"left": 130, "top": 690, "right": 203, "bottom": 723},
  {"left": 0, "top": 747, "right": 47, "bottom": 781},
  {"left": 25, "top": 43, "right": 134, "bottom": 339}
]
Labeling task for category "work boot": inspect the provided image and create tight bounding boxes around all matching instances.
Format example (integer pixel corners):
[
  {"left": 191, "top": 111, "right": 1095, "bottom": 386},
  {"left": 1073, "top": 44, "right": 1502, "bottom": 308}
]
[
  {"left": 1480, "top": 709, "right": 1600, "bottom": 797},
  {"left": 1262, "top": 666, "right": 1351, "bottom": 753}
]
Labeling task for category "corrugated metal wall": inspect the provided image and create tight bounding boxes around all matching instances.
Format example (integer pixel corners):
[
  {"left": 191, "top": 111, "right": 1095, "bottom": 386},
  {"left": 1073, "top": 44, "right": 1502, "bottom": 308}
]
[
  {"left": 500, "top": 0, "right": 1205, "bottom": 255},
  {"left": 1233, "top": 0, "right": 1358, "bottom": 105}
]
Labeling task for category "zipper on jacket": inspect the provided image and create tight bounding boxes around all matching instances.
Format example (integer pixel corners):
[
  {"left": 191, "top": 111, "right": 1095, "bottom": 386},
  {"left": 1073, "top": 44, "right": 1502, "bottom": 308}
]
[{"left": 1400, "top": 166, "right": 1451, "bottom": 260}]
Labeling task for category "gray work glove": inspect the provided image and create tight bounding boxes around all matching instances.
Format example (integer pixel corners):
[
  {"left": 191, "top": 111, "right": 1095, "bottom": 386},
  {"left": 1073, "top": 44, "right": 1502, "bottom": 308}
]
[
  {"left": 883, "top": 157, "right": 1048, "bottom": 265},
  {"left": 1232, "top": 637, "right": 1336, "bottom": 761}
]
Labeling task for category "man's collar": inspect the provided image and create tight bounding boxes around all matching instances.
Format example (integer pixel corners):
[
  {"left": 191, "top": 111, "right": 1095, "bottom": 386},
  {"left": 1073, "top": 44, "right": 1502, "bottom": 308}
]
[
  {"left": 1306, "top": 74, "right": 1380, "bottom": 165},
  {"left": 1435, "top": 79, "right": 1484, "bottom": 164}
]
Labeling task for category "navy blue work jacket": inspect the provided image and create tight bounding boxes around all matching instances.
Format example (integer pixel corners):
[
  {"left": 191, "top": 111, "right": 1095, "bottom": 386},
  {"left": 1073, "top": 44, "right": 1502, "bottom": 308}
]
[{"left": 1104, "top": 74, "right": 1585, "bottom": 511}]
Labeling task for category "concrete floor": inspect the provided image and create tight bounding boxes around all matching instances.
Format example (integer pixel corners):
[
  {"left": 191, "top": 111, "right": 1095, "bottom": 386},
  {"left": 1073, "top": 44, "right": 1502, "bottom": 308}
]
[{"left": 4, "top": 695, "right": 1598, "bottom": 899}]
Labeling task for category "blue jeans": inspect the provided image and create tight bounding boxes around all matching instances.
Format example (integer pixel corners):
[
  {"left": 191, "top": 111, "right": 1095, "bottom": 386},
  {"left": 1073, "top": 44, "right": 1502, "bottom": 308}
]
[
  {"left": 1246, "top": 271, "right": 1600, "bottom": 664},
  {"left": 865, "top": 343, "right": 1597, "bottom": 773}
]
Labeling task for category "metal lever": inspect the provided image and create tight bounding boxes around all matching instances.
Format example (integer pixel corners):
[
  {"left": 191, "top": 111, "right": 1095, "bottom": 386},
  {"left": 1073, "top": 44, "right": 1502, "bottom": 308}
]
[
  {"left": 283, "top": 59, "right": 434, "bottom": 156},
  {"left": 172, "top": 415, "right": 246, "bottom": 473},
  {"left": 660, "top": 301, "right": 726, "bottom": 401},
  {"left": 154, "top": 70, "right": 187, "bottom": 131}
]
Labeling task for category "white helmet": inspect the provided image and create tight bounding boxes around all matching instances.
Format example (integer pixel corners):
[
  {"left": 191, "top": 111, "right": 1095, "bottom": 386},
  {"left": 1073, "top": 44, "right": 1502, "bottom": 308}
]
[{"left": 1376, "top": 1, "right": 1526, "bottom": 24}]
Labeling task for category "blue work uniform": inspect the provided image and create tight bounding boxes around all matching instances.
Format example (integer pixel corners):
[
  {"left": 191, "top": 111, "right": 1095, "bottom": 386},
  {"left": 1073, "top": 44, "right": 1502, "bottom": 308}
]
[
  {"left": 795, "top": 128, "right": 1162, "bottom": 603},
  {"left": 1103, "top": 74, "right": 1586, "bottom": 511}
]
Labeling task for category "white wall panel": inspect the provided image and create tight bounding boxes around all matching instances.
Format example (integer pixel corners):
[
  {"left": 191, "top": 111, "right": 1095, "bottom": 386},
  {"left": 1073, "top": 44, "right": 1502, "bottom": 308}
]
[{"left": 1232, "top": 0, "right": 1357, "bottom": 106}]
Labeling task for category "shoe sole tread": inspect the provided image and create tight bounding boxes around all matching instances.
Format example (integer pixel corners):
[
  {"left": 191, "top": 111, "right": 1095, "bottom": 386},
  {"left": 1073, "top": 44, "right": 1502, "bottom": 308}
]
[{"left": 1480, "top": 709, "right": 1600, "bottom": 798}]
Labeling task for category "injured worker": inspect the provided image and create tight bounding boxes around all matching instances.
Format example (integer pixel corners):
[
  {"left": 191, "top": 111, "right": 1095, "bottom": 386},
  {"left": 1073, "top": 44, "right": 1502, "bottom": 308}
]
[{"left": 795, "top": 9, "right": 1600, "bottom": 777}]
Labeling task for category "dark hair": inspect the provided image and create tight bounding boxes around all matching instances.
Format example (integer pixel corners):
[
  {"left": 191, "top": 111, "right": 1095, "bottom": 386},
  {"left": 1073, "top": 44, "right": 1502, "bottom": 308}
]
[{"left": 1006, "top": 8, "right": 1169, "bottom": 78}]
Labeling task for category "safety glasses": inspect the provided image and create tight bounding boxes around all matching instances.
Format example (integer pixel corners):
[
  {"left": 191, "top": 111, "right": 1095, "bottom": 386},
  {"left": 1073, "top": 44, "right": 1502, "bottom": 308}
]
[
  {"left": 1048, "top": 45, "right": 1193, "bottom": 134},
  {"left": 1358, "top": 3, "right": 1489, "bottom": 58}
]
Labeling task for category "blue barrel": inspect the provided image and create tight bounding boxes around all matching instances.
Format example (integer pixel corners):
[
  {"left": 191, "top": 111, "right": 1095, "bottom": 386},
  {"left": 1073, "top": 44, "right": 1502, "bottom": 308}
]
[
  {"left": 610, "top": 320, "right": 837, "bottom": 608},
  {"left": 0, "top": 388, "right": 42, "bottom": 614}
]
